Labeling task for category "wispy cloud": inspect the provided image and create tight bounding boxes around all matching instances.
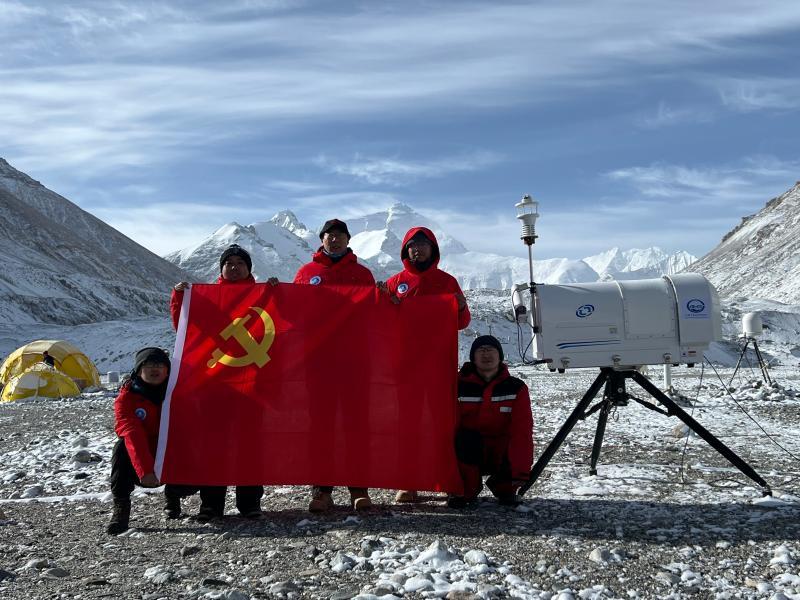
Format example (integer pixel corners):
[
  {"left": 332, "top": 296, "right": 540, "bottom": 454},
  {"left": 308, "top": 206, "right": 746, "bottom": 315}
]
[
  {"left": 636, "top": 101, "right": 714, "bottom": 129},
  {"left": 3, "top": 1, "right": 800, "bottom": 175},
  {"left": 315, "top": 151, "right": 502, "bottom": 185},
  {"left": 718, "top": 77, "right": 800, "bottom": 112}
]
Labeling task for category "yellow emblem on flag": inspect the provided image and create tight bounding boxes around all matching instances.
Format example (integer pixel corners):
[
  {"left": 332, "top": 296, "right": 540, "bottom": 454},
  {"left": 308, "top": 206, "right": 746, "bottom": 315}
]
[{"left": 207, "top": 307, "right": 275, "bottom": 368}]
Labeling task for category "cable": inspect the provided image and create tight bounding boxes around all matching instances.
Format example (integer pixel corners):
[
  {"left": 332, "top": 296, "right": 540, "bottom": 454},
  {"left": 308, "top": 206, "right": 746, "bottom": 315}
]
[
  {"left": 678, "top": 362, "right": 706, "bottom": 485},
  {"left": 706, "top": 358, "right": 800, "bottom": 463}
]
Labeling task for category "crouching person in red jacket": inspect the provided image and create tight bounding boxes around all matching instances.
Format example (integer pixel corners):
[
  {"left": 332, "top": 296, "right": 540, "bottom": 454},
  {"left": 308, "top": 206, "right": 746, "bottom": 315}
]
[
  {"left": 107, "top": 347, "right": 182, "bottom": 534},
  {"left": 447, "top": 335, "right": 534, "bottom": 509}
]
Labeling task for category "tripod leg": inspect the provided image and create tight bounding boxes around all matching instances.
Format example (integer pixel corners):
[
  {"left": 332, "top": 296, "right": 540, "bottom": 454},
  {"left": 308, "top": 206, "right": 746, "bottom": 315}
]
[
  {"left": 518, "top": 369, "right": 609, "bottom": 496},
  {"left": 589, "top": 401, "right": 611, "bottom": 476},
  {"left": 630, "top": 371, "right": 771, "bottom": 495},
  {"left": 752, "top": 340, "right": 772, "bottom": 385}
]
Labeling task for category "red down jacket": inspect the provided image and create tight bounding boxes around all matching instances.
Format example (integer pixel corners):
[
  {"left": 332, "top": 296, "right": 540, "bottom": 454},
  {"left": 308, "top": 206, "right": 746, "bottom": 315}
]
[
  {"left": 385, "top": 227, "right": 471, "bottom": 330},
  {"left": 456, "top": 363, "right": 534, "bottom": 481},
  {"left": 113, "top": 382, "right": 163, "bottom": 478},
  {"left": 293, "top": 249, "right": 375, "bottom": 286}
]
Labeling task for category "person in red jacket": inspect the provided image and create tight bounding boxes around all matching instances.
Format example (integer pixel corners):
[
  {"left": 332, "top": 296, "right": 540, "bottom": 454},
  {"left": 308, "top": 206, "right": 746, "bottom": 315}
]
[
  {"left": 171, "top": 244, "right": 271, "bottom": 521},
  {"left": 294, "top": 218, "right": 376, "bottom": 512},
  {"left": 378, "top": 226, "right": 471, "bottom": 503},
  {"left": 107, "top": 347, "right": 177, "bottom": 534},
  {"left": 447, "top": 335, "right": 534, "bottom": 509}
]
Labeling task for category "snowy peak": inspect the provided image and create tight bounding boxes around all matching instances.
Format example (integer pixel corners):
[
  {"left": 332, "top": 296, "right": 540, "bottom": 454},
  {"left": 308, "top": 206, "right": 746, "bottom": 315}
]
[
  {"left": 347, "top": 202, "right": 468, "bottom": 255},
  {"left": 583, "top": 246, "right": 696, "bottom": 280},
  {"left": 165, "top": 219, "right": 313, "bottom": 283},
  {"left": 270, "top": 210, "right": 316, "bottom": 243},
  {"left": 690, "top": 182, "right": 800, "bottom": 303}
]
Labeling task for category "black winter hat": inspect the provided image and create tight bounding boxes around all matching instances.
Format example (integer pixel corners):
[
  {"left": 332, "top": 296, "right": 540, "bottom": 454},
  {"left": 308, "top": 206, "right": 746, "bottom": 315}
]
[
  {"left": 319, "top": 219, "right": 351, "bottom": 240},
  {"left": 134, "top": 347, "right": 171, "bottom": 374},
  {"left": 219, "top": 244, "right": 252, "bottom": 273},
  {"left": 470, "top": 335, "right": 504, "bottom": 363}
]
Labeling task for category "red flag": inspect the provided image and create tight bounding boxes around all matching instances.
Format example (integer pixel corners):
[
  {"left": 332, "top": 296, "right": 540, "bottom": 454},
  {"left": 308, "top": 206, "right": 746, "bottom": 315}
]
[{"left": 155, "top": 283, "right": 463, "bottom": 493}]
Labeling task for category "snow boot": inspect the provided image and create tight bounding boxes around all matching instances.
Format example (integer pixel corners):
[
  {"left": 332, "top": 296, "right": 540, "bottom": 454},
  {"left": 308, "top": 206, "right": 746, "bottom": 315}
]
[
  {"left": 308, "top": 490, "right": 334, "bottom": 513},
  {"left": 163, "top": 496, "right": 181, "bottom": 519},
  {"left": 349, "top": 488, "right": 372, "bottom": 511},
  {"left": 394, "top": 490, "right": 418, "bottom": 503},
  {"left": 107, "top": 499, "right": 131, "bottom": 535}
]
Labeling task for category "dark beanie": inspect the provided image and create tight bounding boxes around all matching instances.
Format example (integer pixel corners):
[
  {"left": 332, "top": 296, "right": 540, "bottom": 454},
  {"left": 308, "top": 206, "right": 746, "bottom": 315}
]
[
  {"left": 470, "top": 335, "right": 504, "bottom": 363},
  {"left": 134, "top": 347, "right": 171, "bottom": 374},
  {"left": 319, "top": 219, "right": 351, "bottom": 240},
  {"left": 219, "top": 244, "right": 252, "bottom": 273}
]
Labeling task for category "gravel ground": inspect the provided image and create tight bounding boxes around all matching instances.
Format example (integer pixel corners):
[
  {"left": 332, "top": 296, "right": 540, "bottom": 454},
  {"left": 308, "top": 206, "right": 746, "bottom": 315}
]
[{"left": 1, "top": 367, "right": 799, "bottom": 599}]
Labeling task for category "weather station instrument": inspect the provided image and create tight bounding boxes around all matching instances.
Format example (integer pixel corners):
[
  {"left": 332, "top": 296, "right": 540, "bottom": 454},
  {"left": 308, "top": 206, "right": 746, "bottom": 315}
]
[{"left": 510, "top": 194, "right": 771, "bottom": 497}]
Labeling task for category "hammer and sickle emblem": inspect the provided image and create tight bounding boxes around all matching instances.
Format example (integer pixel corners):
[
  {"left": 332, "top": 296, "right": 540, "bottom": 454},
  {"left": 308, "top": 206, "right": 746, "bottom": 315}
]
[{"left": 207, "top": 307, "right": 275, "bottom": 368}]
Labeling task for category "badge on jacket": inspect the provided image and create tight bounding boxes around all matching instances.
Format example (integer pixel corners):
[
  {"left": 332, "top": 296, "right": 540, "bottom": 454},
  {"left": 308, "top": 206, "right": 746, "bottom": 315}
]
[
  {"left": 135, "top": 408, "right": 147, "bottom": 420},
  {"left": 397, "top": 283, "right": 409, "bottom": 294},
  {"left": 310, "top": 276, "right": 322, "bottom": 285}
]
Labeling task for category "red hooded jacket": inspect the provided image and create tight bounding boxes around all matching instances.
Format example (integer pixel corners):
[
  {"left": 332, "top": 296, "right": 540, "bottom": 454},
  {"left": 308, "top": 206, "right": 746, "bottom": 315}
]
[
  {"left": 457, "top": 363, "right": 534, "bottom": 481},
  {"left": 293, "top": 249, "right": 375, "bottom": 286},
  {"left": 170, "top": 274, "right": 256, "bottom": 330},
  {"left": 113, "top": 380, "right": 164, "bottom": 478},
  {"left": 386, "top": 227, "right": 471, "bottom": 329}
]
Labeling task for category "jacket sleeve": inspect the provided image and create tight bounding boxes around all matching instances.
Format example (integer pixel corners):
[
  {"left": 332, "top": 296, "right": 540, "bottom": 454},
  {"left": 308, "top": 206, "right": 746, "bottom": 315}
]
[
  {"left": 169, "top": 289, "right": 183, "bottom": 331},
  {"left": 114, "top": 390, "right": 155, "bottom": 478},
  {"left": 453, "top": 279, "right": 471, "bottom": 330},
  {"left": 508, "top": 383, "right": 534, "bottom": 481}
]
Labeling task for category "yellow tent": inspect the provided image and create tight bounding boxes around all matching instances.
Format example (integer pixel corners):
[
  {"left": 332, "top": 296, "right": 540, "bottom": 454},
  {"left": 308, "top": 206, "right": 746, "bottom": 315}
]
[
  {"left": 1, "top": 363, "right": 81, "bottom": 402},
  {"left": 0, "top": 340, "right": 100, "bottom": 390}
]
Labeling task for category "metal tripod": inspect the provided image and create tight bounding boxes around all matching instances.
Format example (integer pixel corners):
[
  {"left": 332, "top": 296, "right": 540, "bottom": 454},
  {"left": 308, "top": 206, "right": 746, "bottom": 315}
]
[
  {"left": 518, "top": 367, "right": 771, "bottom": 497},
  {"left": 732, "top": 336, "right": 772, "bottom": 385}
]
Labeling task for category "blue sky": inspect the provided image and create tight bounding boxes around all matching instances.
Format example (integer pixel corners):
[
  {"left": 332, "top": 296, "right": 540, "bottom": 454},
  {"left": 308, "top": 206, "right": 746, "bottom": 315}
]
[{"left": 2, "top": 1, "right": 799, "bottom": 261}]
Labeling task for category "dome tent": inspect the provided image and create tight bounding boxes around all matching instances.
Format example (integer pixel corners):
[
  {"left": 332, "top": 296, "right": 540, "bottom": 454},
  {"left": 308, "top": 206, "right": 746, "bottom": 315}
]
[
  {"left": 0, "top": 340, "right": 100, "bottom": 390},
  {"left": 1, "top": 363, "right": 81, "bottom": 402}
]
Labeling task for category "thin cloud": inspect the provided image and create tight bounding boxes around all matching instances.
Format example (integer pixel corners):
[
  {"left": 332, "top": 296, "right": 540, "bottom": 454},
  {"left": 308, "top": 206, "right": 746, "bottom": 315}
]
[
  {"left": 316, "top": 151, "right": 502, "bottom": 185},
  {"left": 718, "top": 78, "right": 800, "bottom": 112},
  {"left": 636, "top": 101, "right": 714, "bottom": 129}
]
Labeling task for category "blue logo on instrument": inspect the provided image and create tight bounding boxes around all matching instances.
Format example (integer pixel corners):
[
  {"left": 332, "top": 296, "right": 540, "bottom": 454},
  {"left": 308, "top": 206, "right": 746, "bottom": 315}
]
[
  {"left": 576, "top": 304, "right": 595, "bottom": 318},
  {"left": 134, "top": 408, "right": 147, "bottom": 420},
  {"left": 309, "top": 276, "right": 322, "bottom": 285},
  {"left": 397, "top": 283, "right": 409, "bottom": 294},
  {"left": 686, "top": 299, "right": 705, "bottom": 313}
]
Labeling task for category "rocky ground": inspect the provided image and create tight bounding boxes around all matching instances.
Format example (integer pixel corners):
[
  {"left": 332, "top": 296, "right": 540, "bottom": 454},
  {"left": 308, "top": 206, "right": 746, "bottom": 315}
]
[{"left": 1, "top": 366, "right": 799, "bottom": 599}]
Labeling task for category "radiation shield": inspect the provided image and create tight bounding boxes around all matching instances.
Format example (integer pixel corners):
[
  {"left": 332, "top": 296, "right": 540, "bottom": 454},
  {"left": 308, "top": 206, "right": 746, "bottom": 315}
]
[{"left": 531, "top": 273, "right": 722, "bottom": 370}]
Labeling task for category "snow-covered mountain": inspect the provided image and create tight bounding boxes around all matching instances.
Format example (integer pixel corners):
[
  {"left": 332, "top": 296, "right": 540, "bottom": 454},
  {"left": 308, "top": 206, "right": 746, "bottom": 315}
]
[
  {"left": 0, "top": 158, "right": 190, "bottom": 325},
  {"left": 584, "top": 246, "right": 696, "bottom": 281},
  {"left": 690, "top": 182, "right": 800, "bottom": 304},
  {"left": 164, "top": 220, "right": 313, "bottom": 283},
  {"left": 170, "top": 202, "right": 691, "bottom": 288}
]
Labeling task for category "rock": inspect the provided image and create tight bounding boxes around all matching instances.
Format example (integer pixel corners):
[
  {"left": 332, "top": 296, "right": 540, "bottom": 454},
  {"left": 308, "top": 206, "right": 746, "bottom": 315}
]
[
  {"left": 331, "top": 552, "right": 356, "bottom": 573},
  {"left": 21, "top": 485, "right": 44, "bottom": 499},
  {"left": 588, "top": 548, "right": 612, "bottom": 563},
  {"left": 464, "top": 549, "right": 489, "bottom": 565},
  {"left": 655, "top": 572, "right": 680, "bottom": 585},
  {"left": 24, "top": 558, "right": 50, "bottom": 570},
  {"left": 82, "top": 577, "right": 111, "bottom": 586},
  {"left": 0, "top": 569, "right": 16, "bottom": 581},
  {"left": 201, "top": 577, "right": 231, "bottom": 587},
  {"left": 42, "top": 567, "right": 69, "bottom": 578},
  {"left": 414, "top": 540, "right": 459, "bottom": 568},
  {"left": 181, "top": 545, "right": 202, "bottom": 558},
  {"left": 446, "top": 592, "right": 480, "bottom": 600},
  {"left": 329, "top": 592, "right": 357, "bottom": 600},
  {"left": 73, "top": 472, "right": 89, "bottom": 480},
  {"left": 221, "top": 591, "right": 250, "bottom": 600},
  {"left": 73, "top": 449, "right": 102, "bottom": 463},
  {"left": 404, "top": 575, "right": 434, "bottom": 592},
  {"left": 144, "top": 565, "right": 173, "bottom": 584},
  {"left": 269, "top": 580, "right": 300, "bottom": 594},
  {"left": 72, "top": 436, "right": 89, "bottom": 447}
]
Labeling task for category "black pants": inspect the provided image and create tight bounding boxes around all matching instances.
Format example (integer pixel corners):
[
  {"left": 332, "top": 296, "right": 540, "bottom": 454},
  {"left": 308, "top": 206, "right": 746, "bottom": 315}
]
[
  {"left": 109, "top": 440, "right": 263, "bottom": 513},
  {"left": 453, "top": 429, "right": 514, "bottom": 499},
  {"left": 110, "top": 439, "right": 192, "bottom": 501}
]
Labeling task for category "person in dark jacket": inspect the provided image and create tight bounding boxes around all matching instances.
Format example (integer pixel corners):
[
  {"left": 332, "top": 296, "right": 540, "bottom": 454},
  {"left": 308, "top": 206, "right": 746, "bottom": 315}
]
[
  {"left": 107, "top": 347, "right": 188, "bottom": 534},
  {"left": 294, "top": 219, "right": 375, "bottom": 512},
  {"left": 41, "top": 350, "right": 55, "bottom": 367},
  {"left": 170, "top": 244, "right": 269, "bottom": 521},
  {"left": 447, "top": 335, "right": 534, "bottom": 508},
  {"left": 378, "top": 226, "right": 471, "bottom": 503}
]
